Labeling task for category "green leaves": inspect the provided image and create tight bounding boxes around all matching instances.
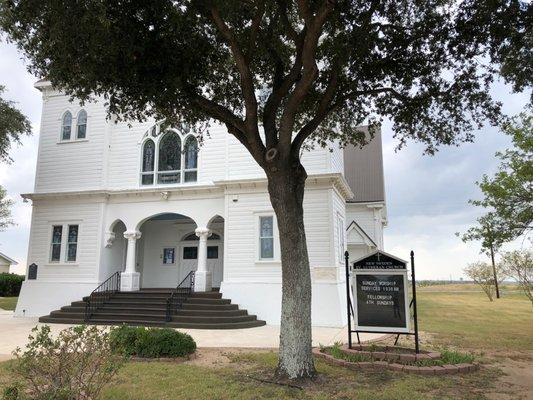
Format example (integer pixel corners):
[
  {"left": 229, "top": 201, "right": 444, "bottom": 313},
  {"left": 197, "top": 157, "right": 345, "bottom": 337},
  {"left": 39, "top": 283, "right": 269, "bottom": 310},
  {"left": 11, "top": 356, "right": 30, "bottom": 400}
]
[
  {"left": 1, "top": 1, "right": 530, "bottom": 159},
  {"left": 472, "top": 113, "right": 532, "bottom": 243},
  {"left": 0, "top": 85, "right": 32, "bottom": 164}
]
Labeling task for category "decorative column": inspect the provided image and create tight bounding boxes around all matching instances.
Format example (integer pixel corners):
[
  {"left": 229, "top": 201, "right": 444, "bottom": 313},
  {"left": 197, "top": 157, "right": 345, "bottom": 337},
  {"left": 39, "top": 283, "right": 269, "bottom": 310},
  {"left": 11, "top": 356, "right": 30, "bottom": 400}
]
[
  {"left": 121, "top": 230, "right": 142, "bottom": 291},
  {"left": 194, "top": 227, "right": 212, "bottom": 292}
]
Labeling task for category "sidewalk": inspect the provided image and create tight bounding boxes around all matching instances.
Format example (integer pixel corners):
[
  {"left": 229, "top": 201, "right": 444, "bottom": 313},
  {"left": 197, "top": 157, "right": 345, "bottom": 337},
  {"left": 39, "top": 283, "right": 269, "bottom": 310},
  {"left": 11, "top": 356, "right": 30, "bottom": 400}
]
[{"left": 0, "top": 311, "right": 383, "bottom": 361}]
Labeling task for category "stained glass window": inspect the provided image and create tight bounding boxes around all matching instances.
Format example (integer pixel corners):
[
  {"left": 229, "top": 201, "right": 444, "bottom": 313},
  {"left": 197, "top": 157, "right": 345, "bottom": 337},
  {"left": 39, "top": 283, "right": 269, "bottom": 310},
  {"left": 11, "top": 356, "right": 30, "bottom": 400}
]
[
  {"left": 67, "top": 225, "right": 78, "bottom": 262},
  {"left": 62, "top": 111, "right": 72, "bottom": 140},
  {"left": 51, "top": 225, "right": 63, "bottom": 262},
  {"left": 184, "top": 136, "right": 198, "bottom": 182},
  {"left": 259, "top": 216, "right": 274, "bottom": 259},
  {"left": 141, "top": 139, "right": 155, "bottom": 185},
  {"left": 76, "top": 110, "right": 87, "bottom": 139},
  {"left": 158, "top": 132, "right": 181, "bottom": 184}
]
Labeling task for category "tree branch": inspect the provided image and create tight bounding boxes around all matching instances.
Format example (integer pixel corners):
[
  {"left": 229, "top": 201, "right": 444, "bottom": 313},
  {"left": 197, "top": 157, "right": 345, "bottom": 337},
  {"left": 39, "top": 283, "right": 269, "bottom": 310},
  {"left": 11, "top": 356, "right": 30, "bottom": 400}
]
[
  {"left": 208, "top": 4, "right": 264, "bottom": 155},
  {"left": 278, "top": 0, "right": 336, "bottom": 153}
]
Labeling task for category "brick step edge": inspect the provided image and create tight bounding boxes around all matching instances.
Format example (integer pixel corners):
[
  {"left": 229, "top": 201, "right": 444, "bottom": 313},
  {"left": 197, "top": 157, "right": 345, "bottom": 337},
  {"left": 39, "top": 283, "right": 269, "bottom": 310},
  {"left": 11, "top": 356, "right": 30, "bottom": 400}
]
[{"left": 312, "top": 348, "right": 479, "bottom": 375}]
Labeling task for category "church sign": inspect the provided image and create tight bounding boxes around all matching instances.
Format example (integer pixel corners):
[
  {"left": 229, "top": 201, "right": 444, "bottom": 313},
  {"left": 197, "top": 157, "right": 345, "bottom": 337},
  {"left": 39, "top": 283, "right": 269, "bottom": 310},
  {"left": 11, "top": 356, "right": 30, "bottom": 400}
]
[{"left": 351, "top": 251, "right": 410, "bottom": 333}]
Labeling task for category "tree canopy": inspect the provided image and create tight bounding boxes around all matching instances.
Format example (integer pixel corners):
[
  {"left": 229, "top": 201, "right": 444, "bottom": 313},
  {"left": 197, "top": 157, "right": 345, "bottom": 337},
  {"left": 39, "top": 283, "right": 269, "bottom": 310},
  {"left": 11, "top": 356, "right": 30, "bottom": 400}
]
[
  {"left": 468, "top": 113, "right": 532, "bottom": 243},
  {"left": 0, "top": 84, "right": 32, "bottom": 163},
  {"left": 1, "top": 0, "right": 530, "bottom": 166}
]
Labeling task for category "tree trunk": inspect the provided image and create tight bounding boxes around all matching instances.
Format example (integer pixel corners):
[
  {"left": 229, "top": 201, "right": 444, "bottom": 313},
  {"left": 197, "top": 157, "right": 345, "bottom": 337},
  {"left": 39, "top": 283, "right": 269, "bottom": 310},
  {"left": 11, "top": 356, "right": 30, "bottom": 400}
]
[
  {"left": 490, "top": 244, "right": 500, "bottom": 299},
  {"left": 267, "top": 164, "right": 316, "bottom": 380}
]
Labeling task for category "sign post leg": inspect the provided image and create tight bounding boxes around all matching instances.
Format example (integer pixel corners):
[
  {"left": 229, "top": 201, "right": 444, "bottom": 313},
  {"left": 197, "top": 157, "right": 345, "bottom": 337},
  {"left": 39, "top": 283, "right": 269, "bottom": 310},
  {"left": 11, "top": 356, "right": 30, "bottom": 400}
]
[
  {"left": 345, "top": 251, "right": 352, "bottom": 349},
  {"left": 410, "top": 250, "right": 420, "bottom": 354}
]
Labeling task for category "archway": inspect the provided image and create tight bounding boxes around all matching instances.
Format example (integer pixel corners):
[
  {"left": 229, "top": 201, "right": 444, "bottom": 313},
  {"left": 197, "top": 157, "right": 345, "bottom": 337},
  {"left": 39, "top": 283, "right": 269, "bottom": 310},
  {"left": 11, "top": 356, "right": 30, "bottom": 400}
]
[
  {"left": 137, "top": 213, "right": 198, "bottom": 288},
  {"left": 100, "top": 220, "right": 127, "bottom": 281}
]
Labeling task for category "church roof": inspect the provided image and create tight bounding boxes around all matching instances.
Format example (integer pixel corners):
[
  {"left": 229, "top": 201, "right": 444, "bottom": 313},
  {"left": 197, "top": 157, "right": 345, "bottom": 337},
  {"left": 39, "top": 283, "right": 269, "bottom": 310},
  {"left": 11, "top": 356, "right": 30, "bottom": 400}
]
[
  {"left": 0, "top": 252, "right": 18, "bottom": 265},
  {"left": 343, "top": 127, "right": 386, "bottom": 203}
]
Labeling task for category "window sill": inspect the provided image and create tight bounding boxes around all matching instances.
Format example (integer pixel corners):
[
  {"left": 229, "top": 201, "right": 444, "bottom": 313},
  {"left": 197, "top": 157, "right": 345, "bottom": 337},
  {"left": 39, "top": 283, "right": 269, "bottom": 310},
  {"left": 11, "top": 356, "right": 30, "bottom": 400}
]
[
  {"left": 57, "top": 139, "right": 89, "bottom": 144},
  {"left": 255, "top": 260, "right": 281, "bottom": 265}
]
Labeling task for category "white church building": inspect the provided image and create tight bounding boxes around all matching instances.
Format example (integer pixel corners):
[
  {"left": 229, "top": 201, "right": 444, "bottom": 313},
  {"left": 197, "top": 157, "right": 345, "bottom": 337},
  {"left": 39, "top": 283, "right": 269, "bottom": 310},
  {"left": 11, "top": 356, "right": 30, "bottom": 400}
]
[{"left": 15, "top": 79, "right": 387, "bottom": 327}]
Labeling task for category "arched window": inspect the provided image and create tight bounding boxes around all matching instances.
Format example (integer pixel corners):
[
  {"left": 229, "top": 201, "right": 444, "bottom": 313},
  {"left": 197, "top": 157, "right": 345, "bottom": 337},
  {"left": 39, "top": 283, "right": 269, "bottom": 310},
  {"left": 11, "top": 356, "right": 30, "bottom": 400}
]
[
  {"left": 183, "top": 232, "right": 221, "bottom": 241},
  {"left": 184, "top": 136, "right": 198, "bottom": 182},
  {"left": 61, "top": 111, "right": 72, "bottom": 140},
  {"left": 158, "top": 131, "right": 181, "bottom": 184},
  {"left": 76, "top": 110, "right": 87, "bottom": 139},
  {"left": 141, "top": 139, "right": 155, "bottom": 185}
]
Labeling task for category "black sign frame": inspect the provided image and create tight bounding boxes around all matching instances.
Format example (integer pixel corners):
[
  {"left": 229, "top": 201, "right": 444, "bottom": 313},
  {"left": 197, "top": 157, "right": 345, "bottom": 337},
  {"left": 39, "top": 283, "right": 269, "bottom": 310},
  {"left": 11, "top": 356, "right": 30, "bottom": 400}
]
[{"left": 345, "top": 250, "right": 420, "bottom": 353}]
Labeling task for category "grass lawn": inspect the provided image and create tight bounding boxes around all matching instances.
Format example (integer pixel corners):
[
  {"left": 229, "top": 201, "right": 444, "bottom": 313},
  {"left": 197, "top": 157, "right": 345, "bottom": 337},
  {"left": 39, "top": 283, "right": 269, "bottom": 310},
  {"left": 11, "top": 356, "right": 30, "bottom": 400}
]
[
  {"left": 0, "top": 350, "right": 506, "bottom": 400},
  {"left": 0, "top": 297, "right": 17, "bottom": 311},
  {"left": 0, "top": 285, "right": 531, "bottom": 399},
  {"left": 417, "top": 285, "right": 533, "bottom": 351}
]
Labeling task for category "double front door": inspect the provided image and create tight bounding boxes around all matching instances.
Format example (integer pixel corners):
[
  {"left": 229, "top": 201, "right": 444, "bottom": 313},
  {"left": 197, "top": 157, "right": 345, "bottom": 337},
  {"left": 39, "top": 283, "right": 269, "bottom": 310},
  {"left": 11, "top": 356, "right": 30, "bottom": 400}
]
[{"left": 178, "top": 240, "right": 223, "bottom": 287}]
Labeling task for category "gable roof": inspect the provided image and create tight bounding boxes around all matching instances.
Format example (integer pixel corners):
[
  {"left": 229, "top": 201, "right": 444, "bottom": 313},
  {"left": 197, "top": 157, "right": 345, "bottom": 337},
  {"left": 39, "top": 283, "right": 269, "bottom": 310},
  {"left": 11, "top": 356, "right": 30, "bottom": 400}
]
[
  {"left": 346, "top": 220, "right": 377, "bottom": 247},
  {"left": 0, "top": 252, "right": 18, "bottom": 265},
  {"left": 351, "top": 249, "right": 408, "bottom": 265},
  {"left": 343, "top": 126, "right": 386, "bottom": 203}
]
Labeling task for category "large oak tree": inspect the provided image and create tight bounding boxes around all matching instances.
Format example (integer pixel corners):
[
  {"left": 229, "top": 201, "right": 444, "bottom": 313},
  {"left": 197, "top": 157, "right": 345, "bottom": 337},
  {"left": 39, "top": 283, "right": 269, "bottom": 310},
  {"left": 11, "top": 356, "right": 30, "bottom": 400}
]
[{"left": 1, "top": 0, "right": 531, "bottom": 379}]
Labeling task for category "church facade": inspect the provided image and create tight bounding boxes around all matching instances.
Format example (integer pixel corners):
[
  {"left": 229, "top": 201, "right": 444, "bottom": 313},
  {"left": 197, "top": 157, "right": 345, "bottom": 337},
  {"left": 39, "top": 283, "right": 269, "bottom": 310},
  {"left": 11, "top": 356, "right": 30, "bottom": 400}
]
[{"left": 15, "top": 79, "right": 387, "bottom": 327}]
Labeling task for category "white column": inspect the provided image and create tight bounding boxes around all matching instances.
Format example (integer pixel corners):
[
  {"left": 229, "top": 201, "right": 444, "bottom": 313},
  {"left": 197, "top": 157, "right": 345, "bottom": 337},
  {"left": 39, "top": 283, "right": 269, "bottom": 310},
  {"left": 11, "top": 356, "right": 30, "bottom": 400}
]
[
  {"left": 121, "top": 230, "right": 142, "bottom": 291},
  {"left": 194, "top": 227, "right": 212, "bottom": 292}
]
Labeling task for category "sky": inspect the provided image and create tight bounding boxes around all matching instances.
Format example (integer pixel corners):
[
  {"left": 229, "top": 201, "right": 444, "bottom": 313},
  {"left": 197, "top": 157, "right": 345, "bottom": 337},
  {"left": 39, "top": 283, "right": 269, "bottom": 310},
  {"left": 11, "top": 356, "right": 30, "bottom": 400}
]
[{"left": 0, "top": 40, "right": 530, "bottom": 279}]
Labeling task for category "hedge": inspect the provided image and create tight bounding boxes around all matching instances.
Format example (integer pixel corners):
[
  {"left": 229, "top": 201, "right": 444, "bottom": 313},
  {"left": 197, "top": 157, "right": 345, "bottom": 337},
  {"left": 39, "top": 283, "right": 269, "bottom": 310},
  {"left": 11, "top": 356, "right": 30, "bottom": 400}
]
[
  {"left": 109, "top": 325, "right": 196, "bottom": 358},
  {"left": 0, "top": 273, "right": 25, "bottom": 296}
]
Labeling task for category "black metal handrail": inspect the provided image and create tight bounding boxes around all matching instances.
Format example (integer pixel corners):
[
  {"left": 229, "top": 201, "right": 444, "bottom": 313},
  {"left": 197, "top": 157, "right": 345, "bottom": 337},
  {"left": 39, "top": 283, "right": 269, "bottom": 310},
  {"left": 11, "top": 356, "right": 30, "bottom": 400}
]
[
  {"left": 165, "top": 271, "right": 195, "bottom": 322},
  {"left": 84, "top": 271, "right": 121, "bottom": 321}
]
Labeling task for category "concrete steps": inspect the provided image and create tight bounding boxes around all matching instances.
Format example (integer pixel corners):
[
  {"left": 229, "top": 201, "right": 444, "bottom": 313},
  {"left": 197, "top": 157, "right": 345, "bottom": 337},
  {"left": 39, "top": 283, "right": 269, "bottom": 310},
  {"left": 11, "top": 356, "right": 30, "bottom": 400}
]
[{"left": 39, "top": 289, "right": 266, "bottom": 329}]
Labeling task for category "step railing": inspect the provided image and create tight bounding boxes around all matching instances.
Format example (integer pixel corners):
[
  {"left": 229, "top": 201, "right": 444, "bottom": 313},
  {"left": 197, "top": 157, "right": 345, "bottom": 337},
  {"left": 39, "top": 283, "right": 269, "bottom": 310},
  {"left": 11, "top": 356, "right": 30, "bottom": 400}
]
[
  {"left": 165, "top": 271, "right": 195, "bottom": 322},
  {"left": 84, "top": 271, "right": 121, "bottom": 321}
]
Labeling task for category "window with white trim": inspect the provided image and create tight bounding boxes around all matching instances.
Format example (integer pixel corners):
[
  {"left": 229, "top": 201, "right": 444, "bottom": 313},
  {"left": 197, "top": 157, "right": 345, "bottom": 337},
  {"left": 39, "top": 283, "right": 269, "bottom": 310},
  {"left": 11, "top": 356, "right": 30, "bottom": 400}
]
[
  {"left": 76, "top": 110, "right": 87, "bottom": 139},
  {"left": 141, "top": 139, "right": 155, "bottom": 185},
  {"left": 140, "top": 130, "right": 199, "bottom": 186},
  {"left": 184, "top": 136, "right": 198, "bottom": 182},
  {"left": 158, "top": 131, "right": 181, "bottom": 184},
  {"left": 66, "top": 225, "right": 79, "bottom": 262},
  {"left": 337, "top": 214, "right": 345, "bottom": 262},
  {"left": 259, "top": 216, "right": 274, "bottom": 260},
  {"left": 50, "top": 225, "right": 63, "bottom": 262},
  {"left": 61, "top": 111, "right": 72, "bottom": 141}
]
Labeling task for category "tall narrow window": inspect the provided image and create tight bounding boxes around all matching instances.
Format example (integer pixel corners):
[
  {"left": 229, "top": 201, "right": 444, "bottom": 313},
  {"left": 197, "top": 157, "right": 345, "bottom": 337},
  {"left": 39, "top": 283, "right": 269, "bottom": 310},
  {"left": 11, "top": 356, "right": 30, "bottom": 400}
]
[
  {"left": 141, "top": 139, "right": 155, "bottom": 185},
  {"left": 337, "top": 215, "right": 344, "bottom": 261},
  {"left": 184, "top": 136, "right": 198, "bottom": 182},
  {"left": 50, "top": 225, "right": 63, "bottom": 262},
  {"left": 76, "top": 110, "right": 87, "bottom": 139},
  {"left": 61, "top": 111, "right": 72, "bottom": 140},
  {"left": 158, "top": 132, "right": 181, "bottom": 184},
  {"left": 67, "top": 225, "right": 79, "bottom": 262},
  {"left": 259, "top": 216, "right": 274, "bottom": 259}
]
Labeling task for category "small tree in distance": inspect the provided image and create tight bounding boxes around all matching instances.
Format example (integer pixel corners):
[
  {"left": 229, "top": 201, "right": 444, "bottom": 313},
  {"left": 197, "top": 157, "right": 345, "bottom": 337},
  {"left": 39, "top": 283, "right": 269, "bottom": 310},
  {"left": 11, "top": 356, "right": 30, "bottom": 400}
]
[
  {"left": 501, "top": 248, "right": 533, "bottom": 308},
  {"left": 464, "top": 261, "right": 507, "bottom": 302}
]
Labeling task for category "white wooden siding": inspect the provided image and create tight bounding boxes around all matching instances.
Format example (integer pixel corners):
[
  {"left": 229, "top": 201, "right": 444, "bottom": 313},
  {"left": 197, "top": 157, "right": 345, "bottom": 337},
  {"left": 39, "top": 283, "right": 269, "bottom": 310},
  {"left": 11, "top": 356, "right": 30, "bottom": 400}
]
[
  {"left": 332, "top": 188, "right": 347, "bottom": 266},
  {"left": 35, "top": 90, "right": 343, "bottom": 193},
  {"left": 27, "top": 199, "right": 103, "bottom": 282},
  {"left": 224, "top": 187, "right": 334, "bottom": 282},
  {"left": 34, "top": 93, "right": 107, "bottom": 192}
]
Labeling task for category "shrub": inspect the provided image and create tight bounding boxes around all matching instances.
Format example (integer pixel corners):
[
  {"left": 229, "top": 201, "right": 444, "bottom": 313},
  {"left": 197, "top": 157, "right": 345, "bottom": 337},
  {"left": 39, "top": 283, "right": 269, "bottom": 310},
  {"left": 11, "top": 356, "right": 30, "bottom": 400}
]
[
  {"left": 109, "top": 325, "right": 196, "bottom": 358},
  {"left": 0, "top": 273, "right": 24, "bottom": 296},
  {"left": 9, "top": 325, "right": 124, "bottom": 400}
]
